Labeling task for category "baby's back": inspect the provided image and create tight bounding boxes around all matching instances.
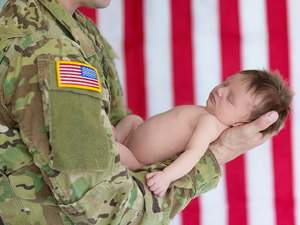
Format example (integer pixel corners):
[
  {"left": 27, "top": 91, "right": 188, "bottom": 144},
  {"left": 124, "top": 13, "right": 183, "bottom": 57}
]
[{"left": 125, "top": 105, "right": 208, "bottom": 165}]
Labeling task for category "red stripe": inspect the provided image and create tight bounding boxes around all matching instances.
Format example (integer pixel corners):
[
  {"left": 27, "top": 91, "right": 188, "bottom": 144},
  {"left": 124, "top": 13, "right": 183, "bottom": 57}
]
[
  {"left": 181, "top": 198, "right": 201, "bottom": 225},
  {"left": 219, "top": 1, "right": 248, "bottom": 225},
  {"left": 60, "top": 64, "right": 81, "bottom": 67},
  {"left": 170, "top": 0, "right": 199, "bottom": 224},
  {"left": 170, "top": 0, "right": 195, "bottom": 106},
  {"left": 124, "top": 0, "right": 147, "bottom": 119},
  {"left": 60, "top": 65, "right": 81, "bottom": 68},
  {"left": 78, "top": 7, "right": 97, "bottom": 23},
  {"left": 266, "top": 1, "right": 295, "bottom": 225},
  {"left": 60, "top": 78, "right": 99, "bottom": 86}
]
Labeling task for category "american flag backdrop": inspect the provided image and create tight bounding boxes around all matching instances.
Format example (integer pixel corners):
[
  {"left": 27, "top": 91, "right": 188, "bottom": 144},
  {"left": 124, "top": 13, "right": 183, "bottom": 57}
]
[{"left": 79, "top": 0, "right": 300, "bottom": 225}]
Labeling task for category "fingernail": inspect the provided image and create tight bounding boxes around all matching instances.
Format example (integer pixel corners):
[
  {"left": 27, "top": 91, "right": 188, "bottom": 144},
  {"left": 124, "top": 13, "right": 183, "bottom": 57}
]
[{"left": 267, "top": 112, "right": 278, "bottom": 122}]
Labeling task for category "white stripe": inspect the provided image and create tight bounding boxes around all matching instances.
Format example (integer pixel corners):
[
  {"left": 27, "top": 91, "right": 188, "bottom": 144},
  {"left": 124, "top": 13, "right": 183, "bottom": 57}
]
[
  {"left": 97, "top": 0, "right": 126, "bottom": 103},
  {"left": 240, "top": 0, "right": 269, "bottom": 70},
  {"left": 60, "top": 74, "right": 82, "bottom": 77},
  {"left": 60, "top": 65, "right": 81, "bottom": 70},
  {"left": 60, "top": 74, "right": 98, "bottom": 82},
  {"left": 144, "top": 0, "right": 173, "bottom": 117},
  {"left": 60, "top": 69, "right": 81, "bottom": 73},
  {"left": 288, "top": 0, "right": 300, "bottom": 224},
  {"left": 239, "top": 0, "right": 275, "bottom": 225},
  {"left": 170, "top": 214, "right": 181, "bottom": 225},
  {"left": 202, "top": 175, "right": 228, "bottom": 225},
  {"left": 245, "top": 141, "right": 275, "bottom": 225},
  {"left": 60, "top": 66, "right": 81, "bottom": 70},
  {"left": 192, "top": 1, "right": 227, "bottom": 225},
  {"left": 192, "top": 0, "right": 222, "bottom": 106},
  {"left": 60, "top": 72, "right": 82, "bottom": 76}
]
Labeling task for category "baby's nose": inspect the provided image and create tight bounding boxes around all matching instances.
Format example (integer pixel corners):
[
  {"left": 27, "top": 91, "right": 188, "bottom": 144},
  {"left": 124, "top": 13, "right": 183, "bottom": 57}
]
[{"left": 217, "top": 87, "right": 224, "bottom": 97}]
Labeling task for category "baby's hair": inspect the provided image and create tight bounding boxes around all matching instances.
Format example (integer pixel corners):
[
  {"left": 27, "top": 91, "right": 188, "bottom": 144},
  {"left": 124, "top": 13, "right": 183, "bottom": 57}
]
[{"left": 239, "top": 69, "right": 293, "bottom": 135}]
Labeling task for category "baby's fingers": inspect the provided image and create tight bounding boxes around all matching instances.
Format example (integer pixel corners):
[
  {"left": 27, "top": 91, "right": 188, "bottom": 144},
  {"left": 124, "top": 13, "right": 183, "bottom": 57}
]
[
  {"left": 149, "top": 183, "right": 160, "bottom": 192},
  {"left": 154, "top": 188, "right": 166, "bottom": 197},
  {"left": 146, "top": 172, "right": 155, "bottom": 180},
  {"left": 146, "top": 173, "right": 157, "bottom": 186},
  {"left": 147, "top": 178, "right": 159, "bottom": 190}
]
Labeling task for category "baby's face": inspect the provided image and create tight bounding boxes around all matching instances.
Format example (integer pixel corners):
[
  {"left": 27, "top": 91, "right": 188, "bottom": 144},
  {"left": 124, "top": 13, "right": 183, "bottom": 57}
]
[{"left": 206, "top": 73, "right": 260, "bottom": 126}]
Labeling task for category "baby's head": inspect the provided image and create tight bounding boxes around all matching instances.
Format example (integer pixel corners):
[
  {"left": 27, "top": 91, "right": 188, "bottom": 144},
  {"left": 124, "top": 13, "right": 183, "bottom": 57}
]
[
  {"left": 239, "top": 69, "right": 293, "bottom": 135},
  {"left": 206, "top": 69, "right": 293, "bottom": 135}
]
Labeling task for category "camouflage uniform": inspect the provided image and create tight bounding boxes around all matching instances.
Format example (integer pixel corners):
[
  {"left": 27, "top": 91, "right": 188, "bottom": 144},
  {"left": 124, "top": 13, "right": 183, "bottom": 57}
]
[{"left": 0, "top": 0, "right": 222, "bottom": 224}]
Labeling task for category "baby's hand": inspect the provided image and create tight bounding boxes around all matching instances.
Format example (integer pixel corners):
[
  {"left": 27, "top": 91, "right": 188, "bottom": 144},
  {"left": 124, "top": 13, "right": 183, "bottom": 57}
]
[
  {"left": 146, "top": 171, "right": 172, "bottom": 197},
  {"left": 111, "top": 125, "right": 118, "bottom": 141}
]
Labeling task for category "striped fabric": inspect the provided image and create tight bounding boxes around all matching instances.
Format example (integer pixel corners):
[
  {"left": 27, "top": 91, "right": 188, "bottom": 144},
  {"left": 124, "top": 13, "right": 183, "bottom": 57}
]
[{"left": 79, "top": 0, "right": 299, "bottom": 224}]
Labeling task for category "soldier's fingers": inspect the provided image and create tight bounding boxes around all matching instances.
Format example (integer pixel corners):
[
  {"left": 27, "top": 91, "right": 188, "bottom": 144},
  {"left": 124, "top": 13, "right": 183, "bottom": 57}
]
[
  {"left": 246, "top": 111, "right": 278, "bottom": 135},
  {"left": 261, "top": 132, "right": 273, "bottom": 143},
  {"left": 258, "top": 120, "right": 284, "bottom": 144}
]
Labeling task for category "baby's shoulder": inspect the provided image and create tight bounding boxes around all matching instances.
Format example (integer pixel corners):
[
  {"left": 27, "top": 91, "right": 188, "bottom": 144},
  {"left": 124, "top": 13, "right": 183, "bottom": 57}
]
[
  {"left": 196, "top": 110, "right": 228, "bottom": 131},
  {"left": 173, "top": 105, "right": 207, "bottom": 113},
  {"left": 174, "top": 105, "right": 215, "bottom": 117},
  {"left": 197, "top": 110, "right": 218, "bottom": 122}
]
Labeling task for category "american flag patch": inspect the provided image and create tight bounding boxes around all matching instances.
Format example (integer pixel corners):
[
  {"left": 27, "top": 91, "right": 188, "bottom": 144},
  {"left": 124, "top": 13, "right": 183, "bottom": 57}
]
[{"left": 56, "top": 61, "right": 101, "bottom": 92}]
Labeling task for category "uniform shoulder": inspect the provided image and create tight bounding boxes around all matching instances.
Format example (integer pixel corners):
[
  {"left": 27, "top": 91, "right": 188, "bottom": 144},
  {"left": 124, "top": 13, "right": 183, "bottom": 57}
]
[{"left": 0, "top": 0, "right": 49, "bottom": 41}]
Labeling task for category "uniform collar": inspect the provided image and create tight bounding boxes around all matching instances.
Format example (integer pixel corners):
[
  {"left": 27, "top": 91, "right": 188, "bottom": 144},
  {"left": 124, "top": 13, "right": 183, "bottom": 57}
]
[{"left": 38, "top": 0, "right": 96, "bottom": 57}]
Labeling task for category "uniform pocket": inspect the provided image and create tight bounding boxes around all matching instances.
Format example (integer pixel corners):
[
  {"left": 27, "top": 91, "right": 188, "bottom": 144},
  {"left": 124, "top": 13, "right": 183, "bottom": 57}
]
[
  {"left": 37, "top": 55, "right": 115, "bottom": 172},
  {"left": 0, "top": 172, "right": 31, "bottom": 225}
]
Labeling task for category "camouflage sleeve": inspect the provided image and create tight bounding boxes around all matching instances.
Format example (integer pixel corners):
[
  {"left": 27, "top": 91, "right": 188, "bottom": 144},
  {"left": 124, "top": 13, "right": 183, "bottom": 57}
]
[
  {"left": 83, "top": 16, "right": 131, "bottom": 126},
  {"left": 130, "top": 150, "right": 222, "bottom": 220},
  {"left": 1, "top": 37, "right": 221, "bottom": 225}
]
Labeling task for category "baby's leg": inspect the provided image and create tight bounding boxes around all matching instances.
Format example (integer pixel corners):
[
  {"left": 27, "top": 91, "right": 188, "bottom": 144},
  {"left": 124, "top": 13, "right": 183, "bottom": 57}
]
[
  {"left": 115, "top": 115, "right": 144, "bottom": 143},
  {"left": 115, "top": 142, "right": 146, "bottom": 171}
]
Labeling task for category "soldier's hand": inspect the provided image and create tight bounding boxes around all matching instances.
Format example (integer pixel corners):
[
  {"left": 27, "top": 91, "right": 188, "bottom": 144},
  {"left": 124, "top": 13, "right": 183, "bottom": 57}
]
[
  {"left": 146, "top": 171, "right": 171, "bottom": 197},
  {"left": 209, "top": 111, "right": 280, "bottom": 166}
]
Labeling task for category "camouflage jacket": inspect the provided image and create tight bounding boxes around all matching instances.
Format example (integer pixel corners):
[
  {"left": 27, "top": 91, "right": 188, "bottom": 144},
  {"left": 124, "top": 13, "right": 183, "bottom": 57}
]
[{"left": 0, "top": 0, "right": 222, "bottom": 224}]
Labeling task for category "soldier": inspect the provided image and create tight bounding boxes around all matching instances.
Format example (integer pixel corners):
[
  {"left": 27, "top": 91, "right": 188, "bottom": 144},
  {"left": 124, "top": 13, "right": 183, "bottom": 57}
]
[{"left": 0, "top": 0, "right": 279, "bottom": 224}]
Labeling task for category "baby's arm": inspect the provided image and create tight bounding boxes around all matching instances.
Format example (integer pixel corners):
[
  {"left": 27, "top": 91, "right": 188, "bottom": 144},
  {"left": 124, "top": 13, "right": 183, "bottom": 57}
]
[{"left": 146, "top": 114, "right": 225, "bottom": 197}]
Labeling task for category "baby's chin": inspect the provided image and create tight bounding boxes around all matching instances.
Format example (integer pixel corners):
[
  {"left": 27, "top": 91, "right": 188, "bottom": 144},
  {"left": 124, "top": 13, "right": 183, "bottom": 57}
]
[
  {"left": 214, "top": 116, "right": 235, "bottom": 127},
  {"left": 204, "top": 104, "right": 214, "bottom": 116}
]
